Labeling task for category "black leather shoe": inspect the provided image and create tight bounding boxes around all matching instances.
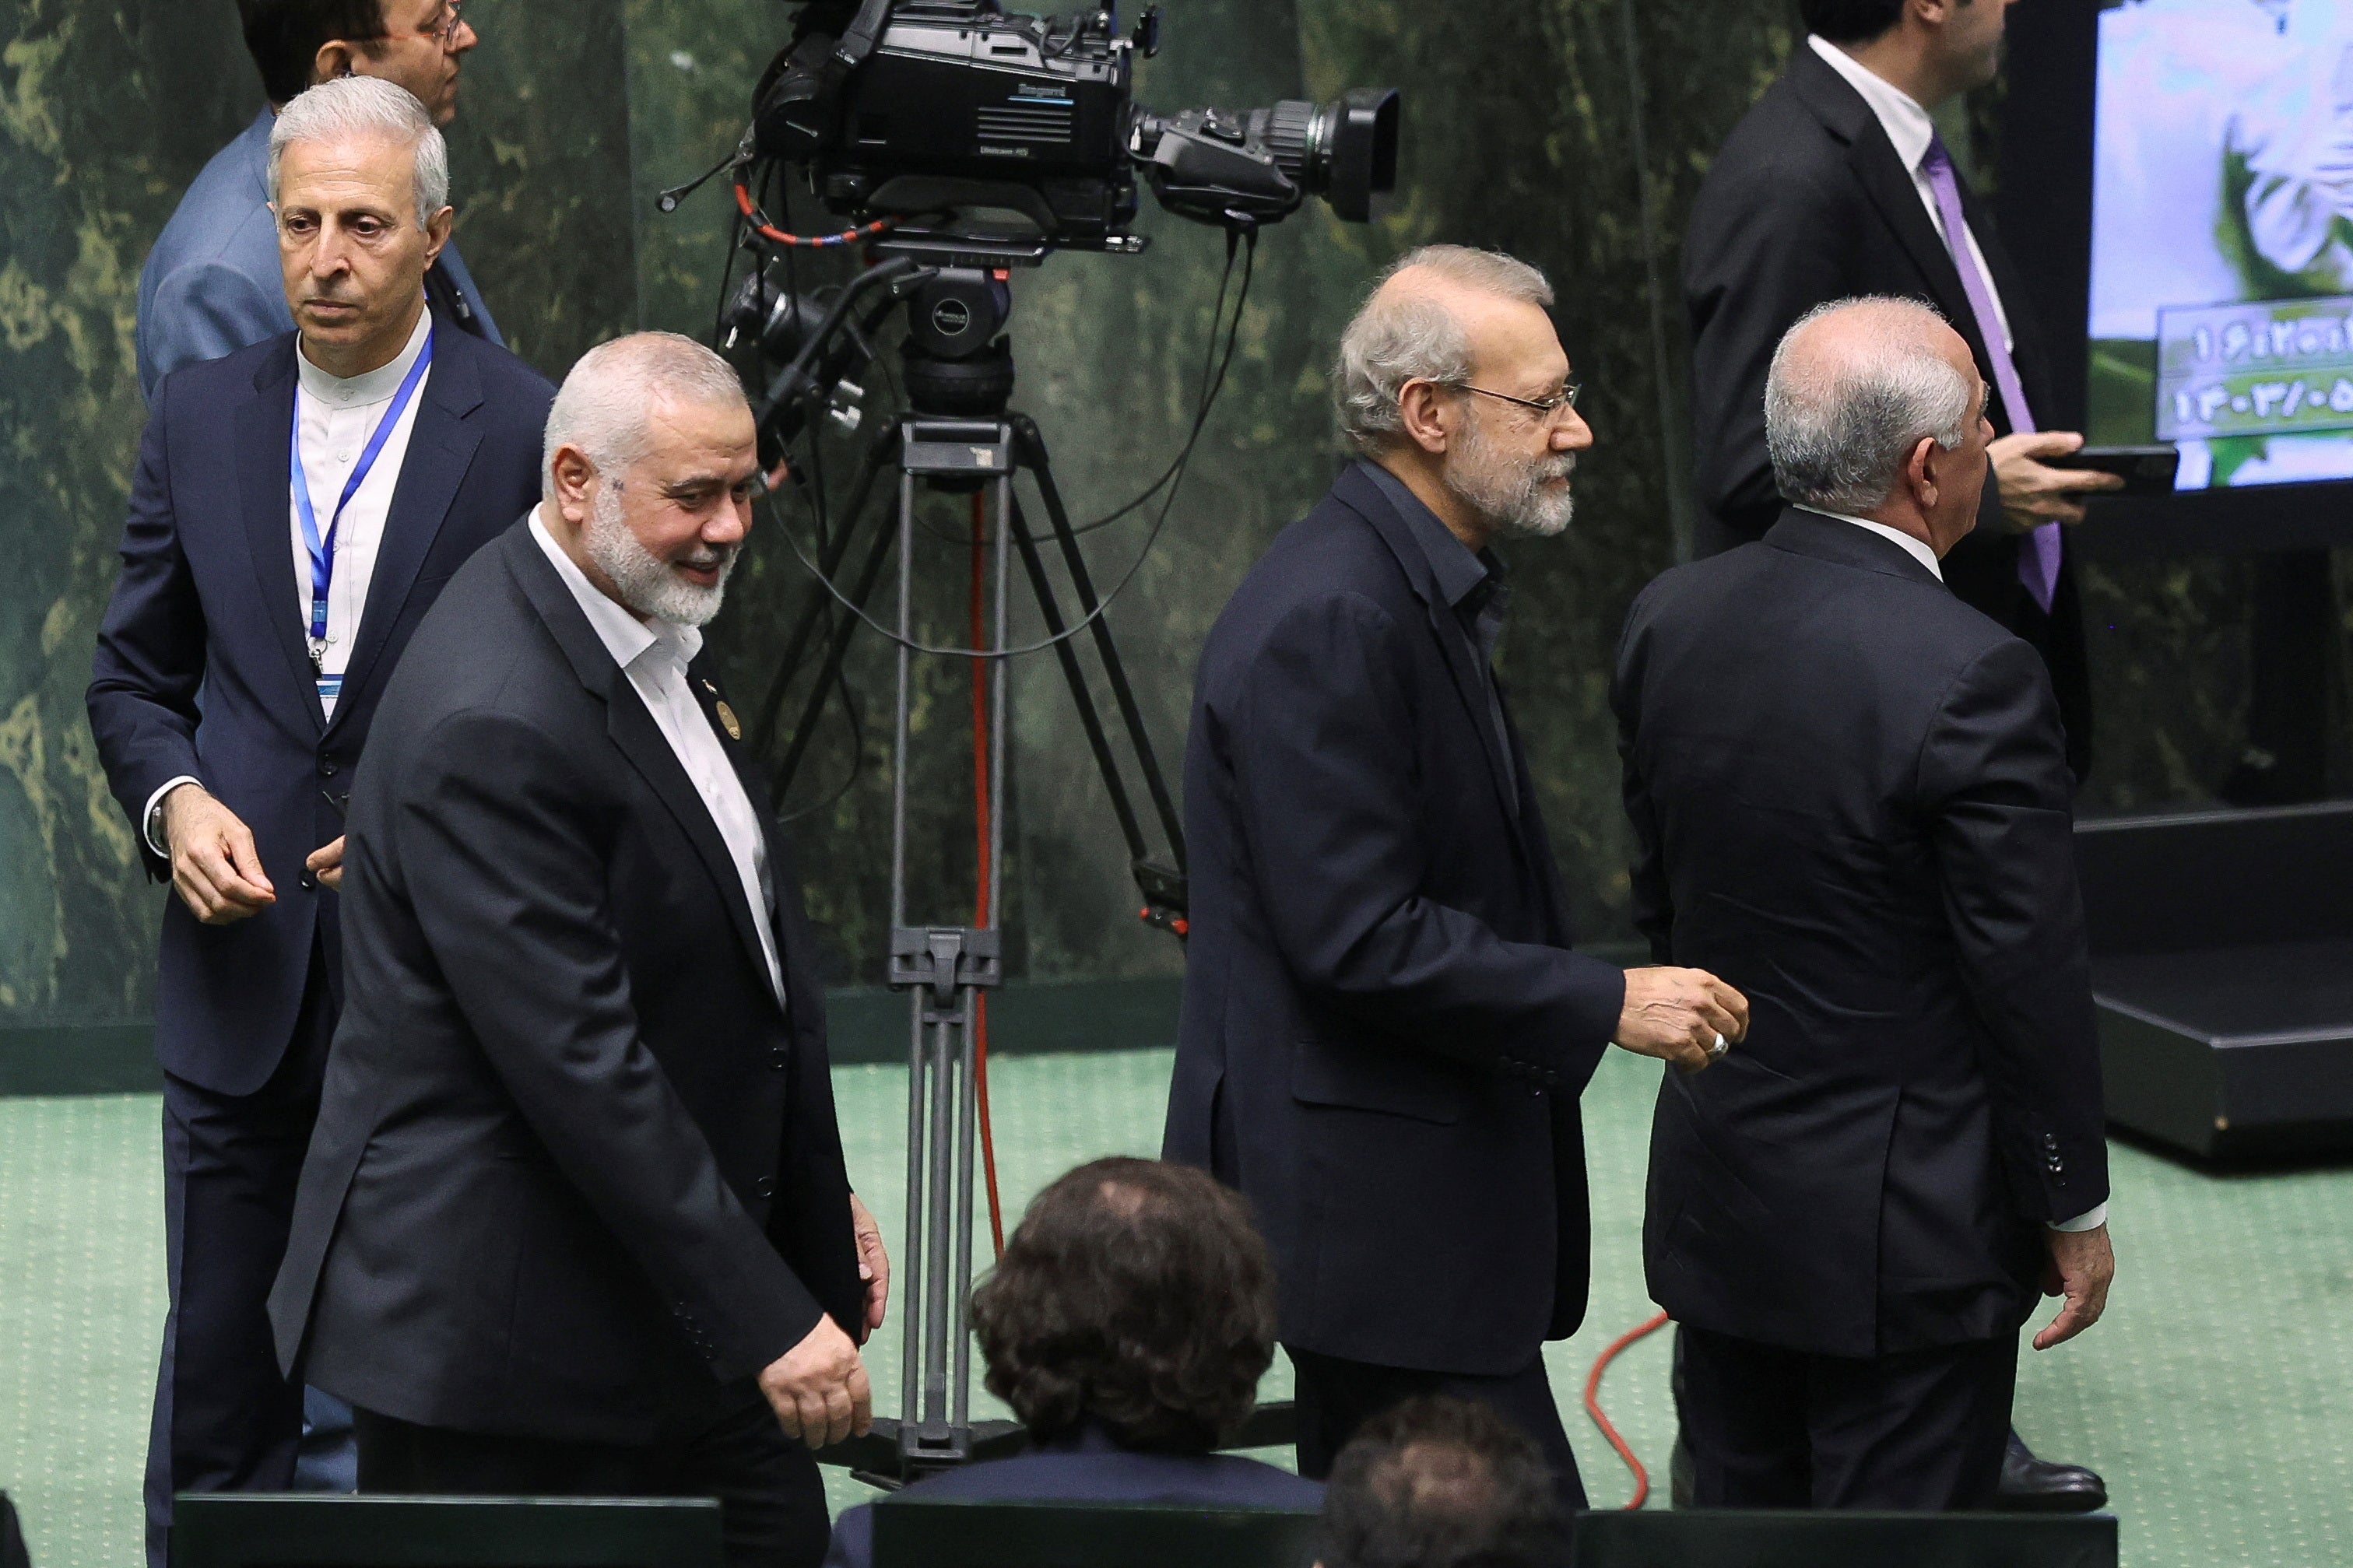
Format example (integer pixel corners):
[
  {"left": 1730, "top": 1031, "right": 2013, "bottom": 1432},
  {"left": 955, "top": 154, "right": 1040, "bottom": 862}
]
[{"left": 1990, "top": 1429, "right": 2107, "bottom": 1513}]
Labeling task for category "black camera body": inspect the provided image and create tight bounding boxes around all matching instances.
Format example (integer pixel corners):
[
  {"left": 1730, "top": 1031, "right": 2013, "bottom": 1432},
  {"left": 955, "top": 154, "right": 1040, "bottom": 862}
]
[{"left": 753, "top": 0, "right": 1397, "bottom": 252}]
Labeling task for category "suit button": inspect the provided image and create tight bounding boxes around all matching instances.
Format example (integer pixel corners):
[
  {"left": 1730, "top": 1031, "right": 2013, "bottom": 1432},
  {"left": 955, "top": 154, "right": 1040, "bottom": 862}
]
[
  {"left": 770, "top": 1048, "right": 788, "bottom": 1070},
  {"left": 756, "top": 1176, "right": 776, "bottom": 1199},
  {"left": 318, "top": 758, "right": 337, "bottom": 777}
]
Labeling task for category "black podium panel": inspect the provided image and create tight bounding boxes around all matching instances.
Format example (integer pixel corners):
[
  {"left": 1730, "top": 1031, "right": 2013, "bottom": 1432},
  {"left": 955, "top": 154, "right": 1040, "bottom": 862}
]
[
  {"left": 1572, "top": 1510, "right": 2116, "bottom": 1568},
  {"left": 170, "top": 1495, "right": 723, "bottom": 1568},
  {"left": 870, "top": 1499, "right": 1319, "bottom": 1568},
  {"left": 2077, "top": 804, "right": 2353, "bottom": 1158}
]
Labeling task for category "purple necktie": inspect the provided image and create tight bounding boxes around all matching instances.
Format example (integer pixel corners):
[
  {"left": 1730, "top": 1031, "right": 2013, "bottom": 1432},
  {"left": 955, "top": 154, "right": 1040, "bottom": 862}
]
[{"left": 1921, "top": 135, "right": 2060, "bottom": 612}]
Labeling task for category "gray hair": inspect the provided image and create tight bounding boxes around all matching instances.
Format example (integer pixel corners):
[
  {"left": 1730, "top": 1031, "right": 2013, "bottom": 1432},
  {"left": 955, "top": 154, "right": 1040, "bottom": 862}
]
[
  {"left": 544, "top": 332, "right": 751, "bottom": 497},
  {"left": 269, "top": 76, "right": 450, "bottom": 229},
  {"left": 1764, "top": 297, "right": 1974, "bottom": 514},
  {"left": 1333, "top": 244, "right": 1555, "bottom": 454}
]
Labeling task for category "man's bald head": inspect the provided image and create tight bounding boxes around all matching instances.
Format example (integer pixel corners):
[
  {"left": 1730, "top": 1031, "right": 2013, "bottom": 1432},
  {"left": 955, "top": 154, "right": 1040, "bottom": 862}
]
[
  {"left": 1765, "top": 296, "right": 1982, "bottom": 517},
  {"left": 1333, "top": 245, "right": 1555, "bottom": 454}
]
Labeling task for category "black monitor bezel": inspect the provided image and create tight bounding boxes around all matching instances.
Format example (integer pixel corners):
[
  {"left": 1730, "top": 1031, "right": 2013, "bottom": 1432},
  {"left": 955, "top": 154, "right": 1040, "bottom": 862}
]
[{"left": 1996, "top": 0, "right": 2353, "bottom": 558}]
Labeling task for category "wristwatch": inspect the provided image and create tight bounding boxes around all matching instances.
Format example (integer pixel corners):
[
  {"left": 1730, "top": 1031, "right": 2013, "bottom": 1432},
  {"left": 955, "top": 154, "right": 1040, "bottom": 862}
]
[{"left": 147, "top": 780, "right": 197, "bottom": 857}]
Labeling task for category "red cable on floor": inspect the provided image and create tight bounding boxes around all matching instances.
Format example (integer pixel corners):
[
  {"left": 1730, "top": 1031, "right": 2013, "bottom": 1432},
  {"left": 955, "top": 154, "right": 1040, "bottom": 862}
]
[
  {"left": 970, "top": 492, "right": 1006, "bottom": 1260},
  {"left": 1584, "top": 1310, "right": 1670, "bottom": 1510}
]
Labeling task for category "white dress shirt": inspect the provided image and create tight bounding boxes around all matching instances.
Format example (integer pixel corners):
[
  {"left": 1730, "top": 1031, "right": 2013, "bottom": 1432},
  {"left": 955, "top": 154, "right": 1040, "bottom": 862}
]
[
  {"left": 141, "top": 310, "right": 434, "bottom": 855},
  {"left": 1809, "top": 34, "right": 2016, "bottom": 356},
  {"left": 1798, "top": 506, "right": 1945, "bottom": 581},
  {"left": 529, "top": 513, "right": 787, "bottom": 1008},
  {"left": 1796, "top": 503, "right": 2107, "bottom": 1235}
]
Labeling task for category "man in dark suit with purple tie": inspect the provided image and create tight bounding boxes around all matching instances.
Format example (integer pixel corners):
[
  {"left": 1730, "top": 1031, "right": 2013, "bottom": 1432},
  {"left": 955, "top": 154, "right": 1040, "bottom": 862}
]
[{"left": 1684, "top": 0, "right": 2123, "bottom": 784}]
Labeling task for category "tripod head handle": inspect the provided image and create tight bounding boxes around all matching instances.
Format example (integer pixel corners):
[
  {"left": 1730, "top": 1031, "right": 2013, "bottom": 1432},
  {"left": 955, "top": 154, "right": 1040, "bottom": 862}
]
[{"left": 751, "top": 254, "right": 936, "bottom": 457}]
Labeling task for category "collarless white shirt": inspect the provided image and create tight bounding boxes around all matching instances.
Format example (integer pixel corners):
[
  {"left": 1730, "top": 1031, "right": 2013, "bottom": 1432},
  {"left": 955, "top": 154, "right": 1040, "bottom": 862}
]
[
  {"left": 291, "top": 307, "right": 434, "bottom": 721},
  {"left": 1809, "top": 33, "right": 2016, "bottom": 356},
  {"left": 529, "top": 513, "right": 787, "bottom": 1009},
  {"left": 1798, "top": 505, "right": 1946, "bottom": 581}
]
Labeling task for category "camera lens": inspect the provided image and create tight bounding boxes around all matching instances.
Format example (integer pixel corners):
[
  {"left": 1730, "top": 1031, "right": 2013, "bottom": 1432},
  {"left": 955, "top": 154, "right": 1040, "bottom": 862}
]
[{"left": 1257, "top": 89, "right": 1400, "bottom": 223}]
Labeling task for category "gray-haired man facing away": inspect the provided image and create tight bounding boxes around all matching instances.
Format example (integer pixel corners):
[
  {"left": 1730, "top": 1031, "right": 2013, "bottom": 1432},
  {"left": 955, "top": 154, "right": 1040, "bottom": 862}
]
[{"left": 1614, "top": 296, "right": 2113, "bottom": 1510}]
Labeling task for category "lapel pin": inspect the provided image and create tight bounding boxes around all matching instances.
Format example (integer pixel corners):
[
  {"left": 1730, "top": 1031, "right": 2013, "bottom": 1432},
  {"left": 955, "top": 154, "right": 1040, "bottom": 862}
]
[{"left": 716, "top": 700, "right": 742, "bottom": 741}]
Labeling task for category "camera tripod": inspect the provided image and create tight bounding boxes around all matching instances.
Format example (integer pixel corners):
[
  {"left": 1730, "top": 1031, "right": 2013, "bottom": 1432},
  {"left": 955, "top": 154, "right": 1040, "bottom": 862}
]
[{"left": 748, "top": 251, "right": 1199, "bottom": 1483}]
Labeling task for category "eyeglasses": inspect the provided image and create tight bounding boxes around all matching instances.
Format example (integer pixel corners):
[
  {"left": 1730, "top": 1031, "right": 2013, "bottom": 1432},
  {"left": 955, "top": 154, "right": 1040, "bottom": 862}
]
[
  {"left": 1442, "top": 379, "right": 1585, "bottom": 420},
  {"left": 385, "top": 0, "right": 469, "bottom": 48}
]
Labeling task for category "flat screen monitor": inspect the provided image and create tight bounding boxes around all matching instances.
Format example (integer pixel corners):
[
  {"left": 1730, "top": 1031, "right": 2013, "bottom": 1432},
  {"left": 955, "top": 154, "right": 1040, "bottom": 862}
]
[{"left": 2088, "top": 0, "right": 2353, "bottom": 491}]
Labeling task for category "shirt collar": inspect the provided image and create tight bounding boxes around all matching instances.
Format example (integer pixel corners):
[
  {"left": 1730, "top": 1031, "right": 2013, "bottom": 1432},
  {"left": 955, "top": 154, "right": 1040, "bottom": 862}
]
[
  {"left": 1808, "top": 33, "right": 1937, "bottom": 174},
  {"left": 528, "top": 511, "right": 705, "bottom": 674},
  {"left": 1796, "top": 505, "right": 1945, "bottom": 581},
  {"left": 1357, "top": 458, "right": 1494, "bottom": 611},
  {"left": 297, "top": 305, "right": 431, "bottom": 410}
]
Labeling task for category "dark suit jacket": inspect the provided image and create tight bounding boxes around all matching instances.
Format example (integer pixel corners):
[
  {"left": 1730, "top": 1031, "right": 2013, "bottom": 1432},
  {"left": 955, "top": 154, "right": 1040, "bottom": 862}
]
[
  {"left": 1683, "top": 44, "right": 2091, "bottom": 777},
  {"left": 1162, "top": 461, "right": 1627, "bottom": 1377},
  {"left": 1614, "top": 510, "right": 2106, "bottom": 1359},
  {"left": 822, "top": 1423, "right": 1323, "bottom": 1568},
  {"left": 267, "top": 521, "right": 862, "bottom": 1443},
  {"left": 86, "top": 328, "right": 553, "bottom": 1096}
]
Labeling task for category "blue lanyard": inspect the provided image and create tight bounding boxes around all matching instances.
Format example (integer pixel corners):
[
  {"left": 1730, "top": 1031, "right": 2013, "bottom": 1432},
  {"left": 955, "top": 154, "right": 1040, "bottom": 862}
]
[{"left": 290, "top": 324, "right": 435, "bottom": 670}]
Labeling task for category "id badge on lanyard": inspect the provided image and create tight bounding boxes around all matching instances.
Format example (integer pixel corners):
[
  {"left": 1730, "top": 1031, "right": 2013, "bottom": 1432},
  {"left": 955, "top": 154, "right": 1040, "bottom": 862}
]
[{"left": 291, "top": 324, "right": 435, "bottom": 706}]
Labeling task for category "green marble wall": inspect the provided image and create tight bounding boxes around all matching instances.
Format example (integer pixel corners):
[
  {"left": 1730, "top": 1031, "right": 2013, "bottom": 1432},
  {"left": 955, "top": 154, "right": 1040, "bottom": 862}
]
[
  {"left": 0, "top": 0, "right": 637, "bottom": 1034},
  {"left": 5, "top": 0, "right": 2346, "bottom": 1031},
  {"left": 0, "top": 3, "right": 247, "bottom": 1029}
]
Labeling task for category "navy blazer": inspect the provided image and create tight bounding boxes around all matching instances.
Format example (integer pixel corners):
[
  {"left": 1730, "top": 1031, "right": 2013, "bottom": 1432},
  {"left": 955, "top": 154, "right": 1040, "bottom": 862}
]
[
  {"left": 86, "top": 327, "right": 553, "bottom": 1096},
  {"left": 136, "top": 107, "right": 501, "bottom": 401},
  {"left": 824, "top": 1425, "right": 1323, "bottom": 1568},
  {"left": 1164, "top": 462, "right": 1627, "bottom": 1377},
  {"left": 269, "top": 522, "right": 862, "bottom": 1441},
  {"left": 1616, "top": 510, "right": 2106, "bottom": 1359}
]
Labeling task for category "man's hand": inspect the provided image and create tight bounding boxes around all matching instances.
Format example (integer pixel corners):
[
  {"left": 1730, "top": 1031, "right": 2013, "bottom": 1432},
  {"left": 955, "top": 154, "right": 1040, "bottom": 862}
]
[
  {"left": 1615, "top": 966, "right": 1750, "bottom": 1072},
  {"left": 758, "top": 1314, "right": 872, "bottom": 1450},
  {"left": 305, "top": 836, "right": 346, "bottom": 893},
  {"left": 163, "top": 786, "right": 276, "bottom": 924},
  {"left": 2033, "top": 1223, "right": 2115, "bottom": 1351},
  {"left": 848, "top": 1191, "right": 890, "bottom": 1342},
  {"left": 1991, "top": 431, "right": 2124, "bottom": 531}
]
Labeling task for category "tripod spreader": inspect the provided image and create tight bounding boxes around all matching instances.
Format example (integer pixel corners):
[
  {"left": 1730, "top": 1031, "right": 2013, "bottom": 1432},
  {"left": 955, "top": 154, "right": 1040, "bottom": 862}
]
[{"left": 761, "top": 412, "right": 1189, "bottom": 940}]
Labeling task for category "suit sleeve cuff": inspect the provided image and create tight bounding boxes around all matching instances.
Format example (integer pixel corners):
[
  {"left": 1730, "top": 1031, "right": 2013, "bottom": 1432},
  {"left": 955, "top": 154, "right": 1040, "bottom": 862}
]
[
  {"left": 142, "top": 776, "right": 202, "bottom": 858},
  {"left": 2048, "top": 1201, "right": 2108, "bottom": 1233}
]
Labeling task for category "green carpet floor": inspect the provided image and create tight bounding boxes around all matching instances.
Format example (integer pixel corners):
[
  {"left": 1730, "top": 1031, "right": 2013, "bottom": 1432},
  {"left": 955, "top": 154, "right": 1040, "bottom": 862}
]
[{"left": 4, "top": 1047, "right": 2349, "bottom": 1566}]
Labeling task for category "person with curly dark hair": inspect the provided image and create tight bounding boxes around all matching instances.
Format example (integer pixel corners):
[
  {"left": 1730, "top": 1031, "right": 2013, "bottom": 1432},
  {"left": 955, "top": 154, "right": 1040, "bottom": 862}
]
[
  {"left": 1319, "top": 1397, "right": 1565, "bottom": 1568},
  {"left": 821, "top": 1157, "right": 1322, "bottom": 1568}
]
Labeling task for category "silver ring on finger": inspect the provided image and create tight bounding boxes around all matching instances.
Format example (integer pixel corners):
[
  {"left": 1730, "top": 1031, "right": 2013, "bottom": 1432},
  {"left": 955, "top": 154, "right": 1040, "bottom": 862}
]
[{"left": 1708, "top": 1032, "right": 1728, "bottom": 1061}]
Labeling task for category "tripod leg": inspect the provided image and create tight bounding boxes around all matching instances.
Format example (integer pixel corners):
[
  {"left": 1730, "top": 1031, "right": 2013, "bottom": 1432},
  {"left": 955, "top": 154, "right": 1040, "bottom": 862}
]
[
  {"left": 1006, "top": 496, "right": 1153, "bottom": 870},
  {"left": 774, "top": 504, "right": 899, "bottom": 799},
  {"left": 1011, "top": 415, "right": 1187, "bottom": 870},
  {"left": 750, "top": 424, "right": 900, "bottom": 763}
]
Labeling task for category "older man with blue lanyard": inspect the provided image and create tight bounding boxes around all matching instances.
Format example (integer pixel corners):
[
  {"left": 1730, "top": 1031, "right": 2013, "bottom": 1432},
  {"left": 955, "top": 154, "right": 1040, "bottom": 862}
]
[{"left": 89, "top": 77, "right": 552, "bottom": 1568}]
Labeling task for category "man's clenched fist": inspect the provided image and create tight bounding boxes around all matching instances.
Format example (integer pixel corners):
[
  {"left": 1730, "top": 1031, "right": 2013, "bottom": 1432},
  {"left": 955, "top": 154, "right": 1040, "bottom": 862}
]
[
  {"left": 757, "top": 1314, "right": 871, "bottom": 1450},
  {"left": 1614, "top": 966, "right": 1750, "bottom": 1072}
]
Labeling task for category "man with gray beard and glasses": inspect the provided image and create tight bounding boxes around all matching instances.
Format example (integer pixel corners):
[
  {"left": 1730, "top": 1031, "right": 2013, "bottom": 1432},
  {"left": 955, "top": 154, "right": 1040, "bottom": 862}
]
[
  {"left": 271, "top": 332, "right": 890, "bottom": 1568},
  {"left": 1164, "top": 245, "right": 1749, "bottom": 1511}
]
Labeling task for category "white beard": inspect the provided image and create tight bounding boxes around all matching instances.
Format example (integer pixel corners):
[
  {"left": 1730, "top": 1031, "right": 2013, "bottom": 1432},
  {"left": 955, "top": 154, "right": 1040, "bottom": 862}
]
[
  {"left": 1444, "top": 415, "right": 1577, "bottom": 539},
  {"left": 584, "top": 482, "right": 736, "bottom": 627}
]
